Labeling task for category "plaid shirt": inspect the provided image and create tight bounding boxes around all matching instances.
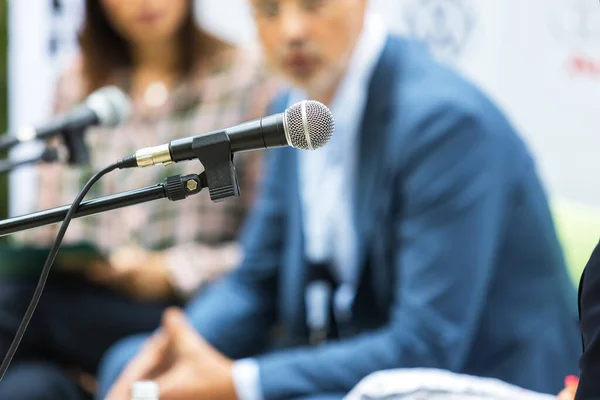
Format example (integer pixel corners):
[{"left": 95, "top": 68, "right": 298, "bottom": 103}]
[{"left": 13, "top": 46, "right": 281, "bottom": 297}]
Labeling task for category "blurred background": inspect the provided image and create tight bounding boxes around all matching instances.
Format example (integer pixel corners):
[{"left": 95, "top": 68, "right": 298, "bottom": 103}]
[
  {"left": 0, "top": 2, "right": 595, "bottom": 399},
  {"left": 2, "top": 0, "right": 600, "bottom": 278}
]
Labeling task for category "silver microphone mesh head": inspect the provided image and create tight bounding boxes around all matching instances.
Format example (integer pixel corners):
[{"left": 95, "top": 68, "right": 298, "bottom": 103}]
[
  {"left": 85, "top": 86, "right": 132, "bottom": 128},
  {"left": 283, "top": 100, "right": 334, "bottom": 150}
]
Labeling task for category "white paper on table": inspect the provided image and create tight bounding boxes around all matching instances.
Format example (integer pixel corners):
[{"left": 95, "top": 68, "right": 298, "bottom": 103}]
[{"left": 344, "top": 369, "right": 557, "bottom": 400}]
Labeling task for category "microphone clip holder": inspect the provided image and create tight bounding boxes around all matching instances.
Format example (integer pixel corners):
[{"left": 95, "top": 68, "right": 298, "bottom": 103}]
[
  {"left": 191, "top": 131, "right": 240, "bottom": 202},
  {"left": 61, "top": 127, "right": 90, "bottom": 166}
]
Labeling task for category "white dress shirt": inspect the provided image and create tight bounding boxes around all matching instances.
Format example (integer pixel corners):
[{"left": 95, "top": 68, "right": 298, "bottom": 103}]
[
  {"left": 297, "top": 12, "right": 387, "bottom": 320},
  {"left": 232, "top": 13, "right": 388, "bottom": 400}
]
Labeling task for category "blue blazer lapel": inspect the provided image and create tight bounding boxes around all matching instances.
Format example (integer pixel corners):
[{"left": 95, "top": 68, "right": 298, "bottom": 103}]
[
  {"left": 268, "top": 92, "right": 291, "bottom": 115},
  {"left": 266, "top": 92, "right": 310, "bottom": 337},
  {"left": 353, "top": 38, "right": 398, "bottom": 280}
]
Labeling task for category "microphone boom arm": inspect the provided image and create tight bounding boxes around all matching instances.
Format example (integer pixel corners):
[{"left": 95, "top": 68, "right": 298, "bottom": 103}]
[
  {"left": 0, "top": 172, "right": 207, "bottom": 237},
  {"left": 0, "top": 147, "right": 61, "bottom": 175},
  {"left": 125, "top": 130, "right": 241, "bottom": 202}
]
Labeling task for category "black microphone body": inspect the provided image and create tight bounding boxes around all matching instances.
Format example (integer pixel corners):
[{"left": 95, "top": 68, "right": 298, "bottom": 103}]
[
  {"left": 32, "top": 106, "right": 99, "bottom": 141},
  {"left": 120, "top": 112, "right": 293, "bottom": 169},
  {"left": 117, "top": 100, "right": 334, "bottom": 202},
  {"left": 170, "top": 113, "right": 287, "bottom": 162},
  {"left": 120, "top": 100, "right": 335, "bottom": 170},
  {"left": 0, "top": 135, "right": 21, "bottom": 152}
]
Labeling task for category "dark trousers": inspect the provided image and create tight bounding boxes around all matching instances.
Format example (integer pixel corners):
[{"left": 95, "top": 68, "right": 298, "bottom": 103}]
[
  {"left": 0, "top": 273, "right": 174, "bottom": 400},
  {"left": 577, "top": 241, "right": 600, "bottom": 400}
]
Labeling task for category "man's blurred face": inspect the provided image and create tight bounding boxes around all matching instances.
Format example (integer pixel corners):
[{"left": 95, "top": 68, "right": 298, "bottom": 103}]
[{"left": 250, "top": 0, "right": 367, "bottom": 98}]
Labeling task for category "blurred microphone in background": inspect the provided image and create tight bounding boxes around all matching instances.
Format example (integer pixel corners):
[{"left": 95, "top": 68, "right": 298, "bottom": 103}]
[
  {"left": 0, "top": 85, "right": 130, "bottom": 152},
  {"left": 0, "top": 0, "right": 280, "bottom": 399},
  {"left": 0, "top": 85, "right": 130, "bottom": 167}
]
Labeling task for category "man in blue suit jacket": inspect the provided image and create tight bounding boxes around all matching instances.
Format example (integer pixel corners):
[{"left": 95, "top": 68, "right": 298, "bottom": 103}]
[{"left": 101, "top": 1, "right": 580, "bottom": 399}]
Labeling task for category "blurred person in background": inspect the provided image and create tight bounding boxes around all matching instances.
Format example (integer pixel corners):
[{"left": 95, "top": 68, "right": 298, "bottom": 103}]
[
  {"left": 573, "top": 242, "right": 600, "bottom": 399},
  {"left": 99, "top": 0, "right": 581, "bottom": 399},
  {"left": 0, "top": 0, "right": 278, "bottom": 399}
]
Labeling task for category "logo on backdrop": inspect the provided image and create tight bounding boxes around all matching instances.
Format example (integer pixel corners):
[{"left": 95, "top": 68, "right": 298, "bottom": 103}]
[
  {"left": 403, "top": 0, "right": 476, "bottom": 61},
  {"left": 546, "top": 0, "right": 600, "bottom": 79},
  {"left": 547, "top": 0, "right": 600, "bottom": 46}
]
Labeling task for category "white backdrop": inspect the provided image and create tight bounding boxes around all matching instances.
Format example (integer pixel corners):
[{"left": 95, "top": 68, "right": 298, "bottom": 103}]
[{"left": 8, "top": 0, "right": 600, "bottom": 216}]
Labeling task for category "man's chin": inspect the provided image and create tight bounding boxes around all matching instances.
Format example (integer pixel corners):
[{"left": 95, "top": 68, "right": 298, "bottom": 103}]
[
  {"left": 286, "top": 74, "right": 316, "bottom": 88},
  {"left": 285, "top": 74, "right": 330, "bottom": 96}
]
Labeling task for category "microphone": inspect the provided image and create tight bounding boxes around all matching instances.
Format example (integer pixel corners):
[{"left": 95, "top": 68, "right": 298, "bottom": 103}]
[
  {"left": 0, "top": 86, "right": 131, "bottom": 151},
  {"left": 117, "top": 100, "right": 335, "bottom": 169}
]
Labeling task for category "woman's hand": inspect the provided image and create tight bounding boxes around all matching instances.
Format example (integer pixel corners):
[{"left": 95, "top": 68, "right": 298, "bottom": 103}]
[{"left": 86, "top": 246, "right": 175, "bottom": 302}]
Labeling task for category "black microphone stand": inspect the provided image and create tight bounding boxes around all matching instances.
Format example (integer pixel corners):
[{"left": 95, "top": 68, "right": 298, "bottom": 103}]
[
  {"left": 0, "top": 133, "right": 244, "bottom": 236},
  {"left": 0, "top": 171, "right": 207, "bottom": 237},
  {"left": 0, "top": 126, "right": 91, "bottom": 175},
  {"left": 0, "top": 147, "right": 61, "bottom": 174},
  {"left": 61, "top": 127, "right": 90, "bottom": 166},
  {"left": 0, "top": 133, "right": 24, "bottom": 152}
]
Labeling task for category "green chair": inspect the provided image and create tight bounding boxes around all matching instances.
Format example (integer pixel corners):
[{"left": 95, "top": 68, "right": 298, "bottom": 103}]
[{"left": 551, "top": 198, "right": 600, "bottom": 286}]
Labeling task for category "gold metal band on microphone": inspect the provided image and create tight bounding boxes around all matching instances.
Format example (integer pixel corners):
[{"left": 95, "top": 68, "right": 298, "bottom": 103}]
[{"left": 134, "top": 144, "right": 173, "bottom": 167}]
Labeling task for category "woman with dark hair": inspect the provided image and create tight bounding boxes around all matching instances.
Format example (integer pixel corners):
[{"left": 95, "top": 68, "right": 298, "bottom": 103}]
[{"left": 0, "top": 1, "right": 279, "bottom": 399}]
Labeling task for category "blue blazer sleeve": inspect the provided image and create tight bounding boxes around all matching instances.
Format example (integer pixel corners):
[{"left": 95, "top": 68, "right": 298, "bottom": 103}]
[
  {"left": 184, "top": 150, "right": 285, "bottom": 359},
  {"left": 255, "top": 108, "right": 515, "bottom": 399}
]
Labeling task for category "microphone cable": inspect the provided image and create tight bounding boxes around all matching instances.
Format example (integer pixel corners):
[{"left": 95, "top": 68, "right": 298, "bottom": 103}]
[{"left": 0, "top": 161, "right": 119, "bottom": 380}]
